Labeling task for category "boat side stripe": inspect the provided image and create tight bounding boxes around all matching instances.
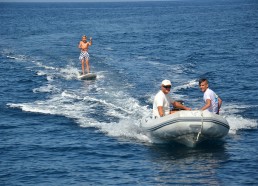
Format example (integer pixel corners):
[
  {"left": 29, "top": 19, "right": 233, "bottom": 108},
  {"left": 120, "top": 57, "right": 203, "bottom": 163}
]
[{"left": 146, "top": 117, "right": 229, "bottom": 132}]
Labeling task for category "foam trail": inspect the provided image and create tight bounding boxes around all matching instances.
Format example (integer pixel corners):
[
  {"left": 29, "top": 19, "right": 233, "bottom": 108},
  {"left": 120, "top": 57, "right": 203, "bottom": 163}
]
[
  {"left": 36, "top": 70, "right": 47, "bottom": 76},
  {"left": 222, "top": 104, "right": 258, "bottom": 134},
  {"left": 226, "top": 115, "right": 257, "bottom": 134},
  {"left": 96, "top": 119, "right": 152, "bottom": 143},
  {"left": 35, "top": 61, "right": 58, "bottom": 70},
  {"left": 33, "top": 84, "right": 60, "bottom": 93},
  {"left": 137, "top": 56, "right": 148, "bottom": 60},
  {"left": 6, "top": 54, "right": 27, "bottom": 62},
  {"left": 8, "top": 85, "right": 152, "bottom": 142},
  {"left": 173, "top": 79, "right": 198, "bottom": 91},
  {"left": 59, "top": 66, "right": 80, "bottom": 80},
  {"left": 105, "top": 47, "right": 114, "bottom": 51}
]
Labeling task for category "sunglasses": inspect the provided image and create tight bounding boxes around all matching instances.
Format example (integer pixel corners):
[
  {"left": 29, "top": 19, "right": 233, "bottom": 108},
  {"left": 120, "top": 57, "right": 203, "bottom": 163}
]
[{"left": 163, "top": 85, "right": 171, "bottom": 89}]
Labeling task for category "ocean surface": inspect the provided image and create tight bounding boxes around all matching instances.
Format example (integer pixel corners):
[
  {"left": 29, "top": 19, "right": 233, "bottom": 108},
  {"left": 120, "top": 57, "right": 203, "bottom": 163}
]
[{"left": 1, "top": 0, "right": 258, "bottom": 185}]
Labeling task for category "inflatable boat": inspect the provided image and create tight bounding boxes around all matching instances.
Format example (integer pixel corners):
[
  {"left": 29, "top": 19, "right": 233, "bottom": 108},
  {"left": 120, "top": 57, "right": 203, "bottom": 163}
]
[{"left": 140, "top": 110, "right": 229, "bottom": 147}]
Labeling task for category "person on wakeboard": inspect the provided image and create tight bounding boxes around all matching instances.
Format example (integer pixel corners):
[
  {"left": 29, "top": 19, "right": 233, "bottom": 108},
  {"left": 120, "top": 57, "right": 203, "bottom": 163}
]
[{"left": 78, "top": 35, "right": 92, "bottom": 75}]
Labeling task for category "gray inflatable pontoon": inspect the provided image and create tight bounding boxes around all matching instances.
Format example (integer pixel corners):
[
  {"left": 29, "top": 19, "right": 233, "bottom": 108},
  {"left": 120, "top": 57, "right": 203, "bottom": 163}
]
[{"left": 140, "top": 110, "right": 230, "bottom": 147}]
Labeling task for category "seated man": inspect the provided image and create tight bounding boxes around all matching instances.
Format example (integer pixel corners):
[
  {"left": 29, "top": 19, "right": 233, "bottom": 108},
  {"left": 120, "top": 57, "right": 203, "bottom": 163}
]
[
  {"left": 199, "top": 78, "right": 222, "bottom": 114},
  {"left": 153, "top": 80, "right": 191, "bottom": 118}
]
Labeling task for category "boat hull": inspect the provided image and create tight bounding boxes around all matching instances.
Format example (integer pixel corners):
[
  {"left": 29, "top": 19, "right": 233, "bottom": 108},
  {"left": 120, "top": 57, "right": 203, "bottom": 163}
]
[{"left": 140, "top": 110, "right": 229, "bottom": 147}]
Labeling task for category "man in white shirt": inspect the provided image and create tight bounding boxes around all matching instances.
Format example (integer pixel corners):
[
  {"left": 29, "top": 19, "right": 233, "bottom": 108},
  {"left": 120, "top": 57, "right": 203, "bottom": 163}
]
[
  {"left": 199, "top": 78, "right": 222, "bottom": 114},
  {"left": 153, "top": 80, "right": 191, "bottom": 118}
]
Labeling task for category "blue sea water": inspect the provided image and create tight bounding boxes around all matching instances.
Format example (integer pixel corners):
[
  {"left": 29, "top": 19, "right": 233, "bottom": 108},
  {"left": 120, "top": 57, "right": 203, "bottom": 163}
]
[{"left": 1, "top": 0, "right": 258, "bottom": 185}]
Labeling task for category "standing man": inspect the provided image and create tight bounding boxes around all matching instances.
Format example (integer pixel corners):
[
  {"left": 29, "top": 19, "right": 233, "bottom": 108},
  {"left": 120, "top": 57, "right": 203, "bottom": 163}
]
[
  {"left": 199, "top": 78, "right": 222, "bottom": 114},
  {"left": 153, "top": 80, "right": 191, "bottom": 118},
  {"left": 78, "top": 35, "right": 92, "bottom": 75}
]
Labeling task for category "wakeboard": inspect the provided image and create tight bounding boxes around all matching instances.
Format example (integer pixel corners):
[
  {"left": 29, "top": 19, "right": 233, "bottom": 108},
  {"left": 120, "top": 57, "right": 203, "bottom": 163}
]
[{"left": 79, "top": 72, "right": 97, "bottom": 80}]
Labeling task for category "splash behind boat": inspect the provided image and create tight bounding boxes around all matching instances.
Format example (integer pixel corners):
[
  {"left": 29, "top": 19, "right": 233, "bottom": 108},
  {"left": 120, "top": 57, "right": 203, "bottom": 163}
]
[{"left": 140, "top": 110, "right": 229, "bottom": 147}]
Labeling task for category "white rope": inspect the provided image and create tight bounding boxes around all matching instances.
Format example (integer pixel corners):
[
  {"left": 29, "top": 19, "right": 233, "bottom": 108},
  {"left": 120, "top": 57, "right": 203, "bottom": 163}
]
[{"left": 196, "top": 111, "right": 204, "bottom": 142}]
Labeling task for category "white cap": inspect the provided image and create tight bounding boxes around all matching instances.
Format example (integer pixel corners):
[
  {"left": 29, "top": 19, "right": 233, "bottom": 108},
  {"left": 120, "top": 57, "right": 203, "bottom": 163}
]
[{"left": 161, "top": 79, "right": 172, "bottom": 86}]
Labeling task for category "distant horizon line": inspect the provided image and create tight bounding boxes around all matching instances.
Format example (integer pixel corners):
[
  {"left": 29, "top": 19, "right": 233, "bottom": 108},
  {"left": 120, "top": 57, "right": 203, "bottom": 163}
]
[{"left": 0, "top": 0, "right": 175, "bottom": 2}]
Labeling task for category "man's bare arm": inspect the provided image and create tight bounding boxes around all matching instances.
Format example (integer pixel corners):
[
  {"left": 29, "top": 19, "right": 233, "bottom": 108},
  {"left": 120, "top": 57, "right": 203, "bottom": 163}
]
[
  {"left": 201, "top": 99, "right": 211, "bottom": 111},
  {"left": 89, "top": 37, "right": 92, "bottom": 46},
  {"left": 172, "top": 101, "right": 191, "bottom": 110},
  {"left": 157, "top": 106, "right": 164, "bottom": 117}
]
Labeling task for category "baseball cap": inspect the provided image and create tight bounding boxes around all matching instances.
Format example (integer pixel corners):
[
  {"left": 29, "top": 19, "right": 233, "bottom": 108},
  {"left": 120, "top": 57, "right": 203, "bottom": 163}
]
[{"left": 161, "top": 80, "right": 172, "bottom": 86}]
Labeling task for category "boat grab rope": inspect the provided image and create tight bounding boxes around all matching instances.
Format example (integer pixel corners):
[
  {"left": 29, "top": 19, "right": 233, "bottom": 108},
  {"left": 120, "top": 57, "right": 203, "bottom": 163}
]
[{"left": 196, "top": 111, "right": 204, "bottom": 142}]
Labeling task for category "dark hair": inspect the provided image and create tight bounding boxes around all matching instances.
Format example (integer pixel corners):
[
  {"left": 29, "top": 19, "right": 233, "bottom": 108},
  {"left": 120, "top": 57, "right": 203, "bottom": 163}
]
[{"left": 199, "top": 78, "right": 208, "bottom": 85}]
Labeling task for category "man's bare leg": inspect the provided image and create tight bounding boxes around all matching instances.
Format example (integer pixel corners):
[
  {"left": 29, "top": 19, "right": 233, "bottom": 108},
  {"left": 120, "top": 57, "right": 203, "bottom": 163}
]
[
  {"left": 81, "top": 59, "right": 85, "bottom": 75},
  {"left": 86, "top": 58, "right": 90, "bottom": 73}
]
